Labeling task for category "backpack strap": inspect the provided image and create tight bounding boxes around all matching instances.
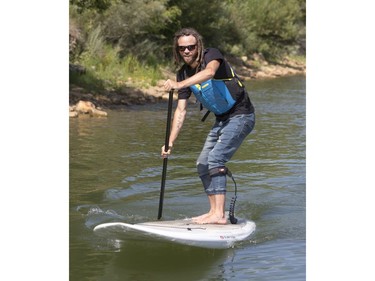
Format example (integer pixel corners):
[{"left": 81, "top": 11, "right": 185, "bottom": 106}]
[{"left": 184, "top": 65, "right": 211, "bottom": 121}]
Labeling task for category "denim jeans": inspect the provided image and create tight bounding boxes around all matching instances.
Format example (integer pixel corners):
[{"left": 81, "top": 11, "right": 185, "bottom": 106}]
[{"left": 196, "top": 113, "right": 255, "bottom": 195}]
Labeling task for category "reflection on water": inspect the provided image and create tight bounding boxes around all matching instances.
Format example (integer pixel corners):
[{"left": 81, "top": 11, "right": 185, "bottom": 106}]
[
  {"left": 98, "top": 243, "right": 230, "bottom": 281},
  {"left": 70, "top": 75, "right": 305, "bottom": 281}
]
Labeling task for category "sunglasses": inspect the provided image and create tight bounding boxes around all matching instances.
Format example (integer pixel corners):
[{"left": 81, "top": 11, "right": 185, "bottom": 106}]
[{"left": 178, "top": 45, "right": 197, "bottom": 52}]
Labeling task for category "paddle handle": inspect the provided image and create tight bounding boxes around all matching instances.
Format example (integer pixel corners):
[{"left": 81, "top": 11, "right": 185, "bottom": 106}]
[
  {"left": 158, "top": 90, "right": 174, "bottom": 220},
  {"left": 164, "top": 90, "right": 174, "bottom": 151}
]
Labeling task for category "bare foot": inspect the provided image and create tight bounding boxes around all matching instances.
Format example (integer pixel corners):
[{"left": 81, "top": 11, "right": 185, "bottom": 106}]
[
  {"left": 192, "top": 212, "right": 211, "bottom": 222},
  {"left": 195, "top": 214, "right": 227, "bottom": 225}
]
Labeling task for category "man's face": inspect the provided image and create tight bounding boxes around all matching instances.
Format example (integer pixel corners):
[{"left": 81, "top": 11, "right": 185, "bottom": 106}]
[{"left": 177, "top": 35, "right": 198, "bottom": 66}]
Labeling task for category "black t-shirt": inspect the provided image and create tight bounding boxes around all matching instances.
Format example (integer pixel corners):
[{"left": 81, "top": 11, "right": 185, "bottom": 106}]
[{"left": 176, "top": 48, "right": 254, "bottom": 121}]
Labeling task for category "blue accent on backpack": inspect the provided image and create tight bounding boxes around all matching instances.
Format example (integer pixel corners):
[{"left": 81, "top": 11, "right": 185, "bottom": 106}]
[{"left": 190, "top": 80, "right": 236, "bottom": 115}]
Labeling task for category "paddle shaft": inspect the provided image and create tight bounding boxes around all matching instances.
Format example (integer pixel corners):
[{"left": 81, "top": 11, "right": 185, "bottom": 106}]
[{"left": 158, "top": 90, "right": 174, "bottom": 219}]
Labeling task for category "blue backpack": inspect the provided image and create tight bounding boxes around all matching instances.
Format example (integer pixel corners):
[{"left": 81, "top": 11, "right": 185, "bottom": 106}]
[
  {"left": 190, "top": 79, "right": 235, "bottom": 115},
  {"left": 189, "top": 66, "right": 243, "bottom": 116}
]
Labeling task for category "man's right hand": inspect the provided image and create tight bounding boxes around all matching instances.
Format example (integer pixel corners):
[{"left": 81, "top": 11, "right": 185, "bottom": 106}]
[{"left": 161, "top": 145, "right": 172, "bottom": 158}]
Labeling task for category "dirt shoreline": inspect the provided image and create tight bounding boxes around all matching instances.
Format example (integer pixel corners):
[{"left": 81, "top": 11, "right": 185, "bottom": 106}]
[{"left": 69, "top": 57, "right": 305, "bottom": 117}]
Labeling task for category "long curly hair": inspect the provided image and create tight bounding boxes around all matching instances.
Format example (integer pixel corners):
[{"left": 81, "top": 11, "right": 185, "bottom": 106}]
[{"left": 173, "top": 27, "right": 205, "bottom": 68}]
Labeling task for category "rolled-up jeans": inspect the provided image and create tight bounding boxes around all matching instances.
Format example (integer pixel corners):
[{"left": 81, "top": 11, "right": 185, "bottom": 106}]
[{"left": 196, "top": 113, "right": 255, "bottom": 195}]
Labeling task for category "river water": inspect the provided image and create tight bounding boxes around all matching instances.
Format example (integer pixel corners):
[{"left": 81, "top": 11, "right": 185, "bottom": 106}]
[{"left": 70, "top": 75, "right": 306, "bottom": 280}]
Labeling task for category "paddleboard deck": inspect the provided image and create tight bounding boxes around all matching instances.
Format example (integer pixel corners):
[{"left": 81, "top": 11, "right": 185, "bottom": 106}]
[{"left": 93, "top": 217, "right": 256, "bottom": 249}]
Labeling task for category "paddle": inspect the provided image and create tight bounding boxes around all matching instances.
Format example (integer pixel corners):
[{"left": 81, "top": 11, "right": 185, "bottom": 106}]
[{"left": 158, "top": 90, "right": 174, "bottom": 220}]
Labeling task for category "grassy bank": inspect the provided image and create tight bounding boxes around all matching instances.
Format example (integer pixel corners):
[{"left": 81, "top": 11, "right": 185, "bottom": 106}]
[{"left": 70, "top": 51, "right": 165, "bottom": 95}]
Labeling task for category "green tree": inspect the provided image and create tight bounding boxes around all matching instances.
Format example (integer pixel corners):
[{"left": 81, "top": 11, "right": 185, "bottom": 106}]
[
  {"left": 166, "top": 0, "right": 239, "bottom": 52},
  {"left": 69, "top": 0, "right": 115, "bottom": 12},
  {"left": 228, "top": 0, "right": 305, "bottom": 59},
  {"left": 100, "top": 0, "right": 180, "bottom": 62}
]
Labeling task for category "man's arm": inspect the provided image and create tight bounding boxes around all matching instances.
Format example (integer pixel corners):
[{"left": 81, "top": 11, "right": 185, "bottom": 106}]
[
  {"left": 163, "top": 60, "right": 221, "bottom": 91},
  {"left": 161, "top": 99, "right": 187, "bottom": 157}
]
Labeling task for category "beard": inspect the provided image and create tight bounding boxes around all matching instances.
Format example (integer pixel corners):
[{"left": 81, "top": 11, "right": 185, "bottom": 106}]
[{"left": 182, "top": 52, "right": 198, "bottom": 66}]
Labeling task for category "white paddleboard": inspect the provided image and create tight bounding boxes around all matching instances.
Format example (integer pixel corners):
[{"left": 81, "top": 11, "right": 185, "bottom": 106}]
[{"left": 93, "top": 217, "right": 256, "bottom": 249}]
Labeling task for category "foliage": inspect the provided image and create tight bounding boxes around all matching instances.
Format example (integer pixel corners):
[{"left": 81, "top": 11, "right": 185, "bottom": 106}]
[
  {"left": 69, "top": 0, "right": 115, "bottom": 13},
  {"left": 69, "top": 0, "right": 306, "bottom": 92},
  {"left": 228, "top": 0, "right": 305, "bottom": 60},
  {"left": 100, "top": 0, "right": 179, "bottom": 62},
  {"left": 167, "top": 0, "right": 239, "bottom": 53},
  {"left": 70, "top": 23, "right": 163, "bottom": 93}
]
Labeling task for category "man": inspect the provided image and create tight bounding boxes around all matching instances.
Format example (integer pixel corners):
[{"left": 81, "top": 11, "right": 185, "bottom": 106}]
[{"left": 162, "top": 28, "right": 255, "bottom": 224}]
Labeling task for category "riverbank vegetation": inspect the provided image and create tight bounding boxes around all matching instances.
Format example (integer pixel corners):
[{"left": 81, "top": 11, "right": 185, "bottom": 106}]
[{"left": 69, "top": 0, "right": 306, "bottom": 96}]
